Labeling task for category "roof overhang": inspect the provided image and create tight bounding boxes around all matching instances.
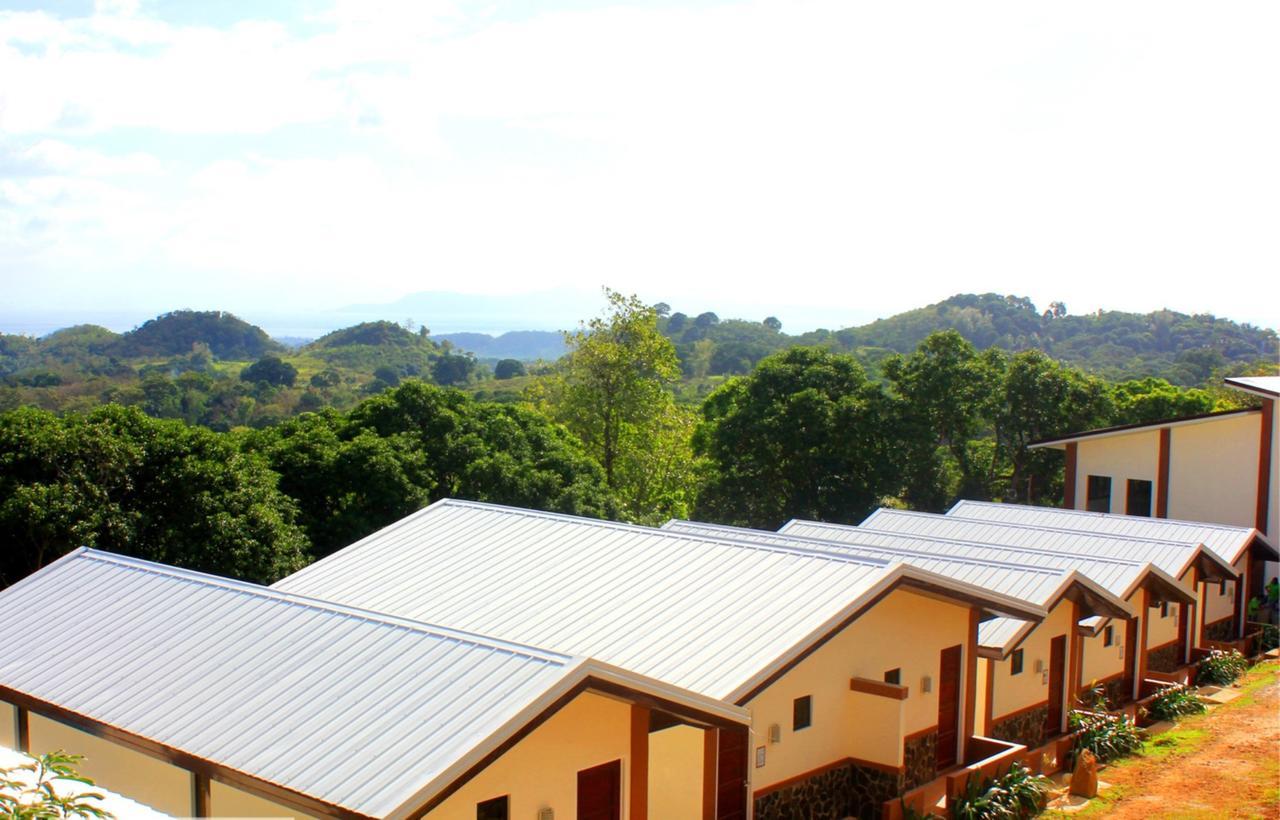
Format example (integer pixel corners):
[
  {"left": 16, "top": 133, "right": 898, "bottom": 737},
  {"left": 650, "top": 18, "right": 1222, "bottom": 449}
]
[
  {"left": 1134, "top": 567, "right": 1197, "bottom": 606},
  {"left": 1224, "top": 376, "right": 1280, "bottom": 400},
  {"left": 1055, "top": 572, "right": 1134, "bottom": 621},
  {"left": 1029, "top": 407, "right": 1260, "bottom": 450},
  {"left": 1186, "top": 547, "right": 1239, "bottom": 582},
  {"left": 1249, "top": 534, "right": 1280, "bottom": 563},
  {"left": 392, "top": 660, "right": 750, "bottom": 819}
]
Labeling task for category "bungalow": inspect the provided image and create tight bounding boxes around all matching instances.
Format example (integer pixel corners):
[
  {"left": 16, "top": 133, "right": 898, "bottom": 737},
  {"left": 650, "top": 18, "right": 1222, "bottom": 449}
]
[
  {"left": 1027, "top": 374, "right": 1278, "bottom": 600},
  {"left": 273, "top": 499, "right": 1046, "bottom": 820},
  {"left": 663, "top": 520, "right": 1140, "bottom": 752},
  {"left": 946, "top": 500, "right": 1279, "bottom": 641},
  {"left": 0, "top": 549, "right": 750, "bottom": 820},
  {"left": 855, "top": 508, "right": 1237, "bottom": 698}
]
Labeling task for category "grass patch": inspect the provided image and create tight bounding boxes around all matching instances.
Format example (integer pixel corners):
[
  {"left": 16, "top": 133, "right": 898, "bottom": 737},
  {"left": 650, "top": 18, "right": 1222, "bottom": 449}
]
[{"left": 1139, "top": 726, "right": 1206, "bottom": 759}]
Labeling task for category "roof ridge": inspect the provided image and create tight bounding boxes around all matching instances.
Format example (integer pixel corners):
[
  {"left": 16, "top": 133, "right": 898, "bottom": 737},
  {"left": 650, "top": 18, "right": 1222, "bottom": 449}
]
[
  {"left": 433, "top": 499, "right": 895, "bottom": 569},
  {"left": 873, "top": 508, "right": 1203, "bottom": 547},
  {"left": 949, "top": 501, "right": 1257, "bottom": 535},
  {"left": 75, "top": 549, "right": 577, "bottom": 665},
  {"left": 673, "top": 520, "right": 1069, "bottom": 576}
]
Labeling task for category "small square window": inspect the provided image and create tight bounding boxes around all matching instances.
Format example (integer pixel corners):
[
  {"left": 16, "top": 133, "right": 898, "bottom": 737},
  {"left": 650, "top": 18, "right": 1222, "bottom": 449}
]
[
  {"left": 477, "top": 796, "right": 508, "bottom": 820},
  {"left": 1104, "top": 626, "right": 1114, "bottom": 647},
  {"left": 793, "top": 695, "right": 812, "bottom": 731},
  {"left": 884, "top": 668, "right": 901, "bottom": 686},
  {"left": 1161, "top": 602, "right": 1170, "bottom": 618},
  {"left": 1010, "top": 649, "right": 1024, "bottom": 675},
  {"left": 1221, "top": 580, "right": 1229, "bottom": 596},
  {"left": 1126, "top": 479, "right": 1153, "bottom": 517},
  {"left": 1087, "top": 475, "right": 1112, "bottom": 513}
]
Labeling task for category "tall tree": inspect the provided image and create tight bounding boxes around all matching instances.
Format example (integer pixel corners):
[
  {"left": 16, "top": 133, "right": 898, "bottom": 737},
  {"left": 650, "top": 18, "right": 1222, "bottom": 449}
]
[
  {"left": 693, "top": 347, "right": 901, "bottom": 528},
  {"left": 540, "top": 291, "right": 682, "bottom": 515}
]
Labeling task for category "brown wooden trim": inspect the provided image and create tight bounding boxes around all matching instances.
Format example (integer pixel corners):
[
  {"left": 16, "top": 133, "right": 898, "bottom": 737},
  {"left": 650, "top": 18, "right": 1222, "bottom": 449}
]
[
  {"left": 701, "top": 729, "right": 717, "bottom": 820},
  {"left": 752, "top": 755, "right": 904, "bottom": 798},
  {"left": 990, "top": 699, "right": 1051, "bottom": 727},
  {"left": 1178, "top": 602, "right": 1191, "bottom": 664},
  {"left": 963, "top": 607, "right": 979, "bottom": 757},
  {"left": 16, "top": 705, "right": 29, "bottom": 753},
  {"left": 1031, "top": 407, "right": 1260, "bottom": 448},
  {"left": 1083, "top": 672, "right": 1124, "bottom": 687},
  {"left": 1257, "top": 400, "right": 1273, "bottom": 534},
  {"left": 1064, "top": 442, "right": 1078, "bottom": 509},
  {"left": 1136, "top": 590, "right": 1150, "bottom": 701},
  {"left": 3, "top": 687, "right": 371, "bottom": 819},
  {"left": 849, "top": 677, "right": 909, "bottom": 700},
  {"left": 736, "top": 578, "right": 1038, "bottom": 705},
  {"left": 629, "top": 705, "right": 649, "bottom": 820},
  {"left": 982, "top": 658, "right": 994, "bottom": 736},
  {"left": 1157, "top": 428, "right": 1171, "bottom": 518},
  {"left": 192, "top": 773, "right": 211, "bottom": 818},
  {"left": 1067, "top": 602, "right": 1082, "bottom": 716},
  {"left": 1234, "top": 559, "right": 1248, "bottom": 637}
]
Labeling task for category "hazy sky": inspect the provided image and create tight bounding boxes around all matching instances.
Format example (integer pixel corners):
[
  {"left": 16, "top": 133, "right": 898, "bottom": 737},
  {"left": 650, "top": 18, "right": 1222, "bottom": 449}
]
[{"left": 1, "top": 0, "right": 1277, "bottom": 331}]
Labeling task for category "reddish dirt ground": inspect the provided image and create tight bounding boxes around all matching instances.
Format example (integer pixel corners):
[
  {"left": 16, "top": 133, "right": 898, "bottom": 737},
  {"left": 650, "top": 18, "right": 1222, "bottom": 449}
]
[{"left": 1082, "top": 667, "right": 1279, "bottom": 819}]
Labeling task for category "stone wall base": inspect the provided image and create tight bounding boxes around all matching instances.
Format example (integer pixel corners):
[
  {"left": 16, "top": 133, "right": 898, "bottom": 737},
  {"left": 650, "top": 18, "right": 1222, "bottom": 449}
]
[
  {"left": 1146, "top": 642, "right": 1182, "bottom": 673},
  {"left": 1204, "top": 618, "right": 1235, "bottom": 642},
  {"left": 989, "top": 705, "right": 1048, "bottom": 749}
]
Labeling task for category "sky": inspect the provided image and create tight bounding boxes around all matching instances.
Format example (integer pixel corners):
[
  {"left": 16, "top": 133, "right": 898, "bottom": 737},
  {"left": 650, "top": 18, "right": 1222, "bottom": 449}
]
[{"left": 1, "top": 0, "right": 1278, "bottom": 334}]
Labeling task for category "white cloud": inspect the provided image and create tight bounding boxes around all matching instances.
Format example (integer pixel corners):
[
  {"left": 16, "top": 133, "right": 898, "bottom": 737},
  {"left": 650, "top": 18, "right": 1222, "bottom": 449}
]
[{"left": 0, "top": 0, "right": 1277, "bottom": 327}]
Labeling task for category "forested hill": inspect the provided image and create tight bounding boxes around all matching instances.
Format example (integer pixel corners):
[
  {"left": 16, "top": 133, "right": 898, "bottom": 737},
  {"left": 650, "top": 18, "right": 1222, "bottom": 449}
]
[{"left": 660, "top": 294, "right": 1278, "bottom": 385}]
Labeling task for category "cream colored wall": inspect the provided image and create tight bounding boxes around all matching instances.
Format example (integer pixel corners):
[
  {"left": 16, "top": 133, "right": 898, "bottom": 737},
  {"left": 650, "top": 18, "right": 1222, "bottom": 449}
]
[
  {"left": 990, "top": 602, "right": 1075, "bottom": 720},
  {"left": 744, "top": 587, "right": 972, "bottom": 786},
  {"left": 647, "top": 724, "right": 704, "bottom": 820},
  {"left": 1080, "top": 623, "right": 1126, "bottom": 688},
  {"left": 0, "top": 700, "right": 15, "bottom": 750},
  {"left": 1202, "top": 576, "right": 1236, "bottom": 626},
  {"left": 1145, "top": 599, "right": 1179, "bottom": 649},
  {"left": 27, "top": 712, "right": 192, "bottom": 817},
  {"left": 210, "top": 780, "right": 311, "bottom": 818},
  {"left": 974, "top": 660, "right": 989, "bottom": 735},
  {"left": 1168, "top": 413, "right": 1260, "bottom": 530},
  {"left": 428, "top": 690, "right": 633, "bottom": 820},
  {"left": 1075, "top": 431, "right": 1160, "bottom": 513},
  {"left": 1269, "top": 398, "right": 1278, "bottom": 552}
]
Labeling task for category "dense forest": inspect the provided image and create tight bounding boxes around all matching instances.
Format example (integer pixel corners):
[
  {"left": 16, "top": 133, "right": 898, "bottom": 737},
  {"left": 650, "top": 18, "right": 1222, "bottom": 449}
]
[{"left": 1, "top": 290, "right": 1274, "bottom": 590}]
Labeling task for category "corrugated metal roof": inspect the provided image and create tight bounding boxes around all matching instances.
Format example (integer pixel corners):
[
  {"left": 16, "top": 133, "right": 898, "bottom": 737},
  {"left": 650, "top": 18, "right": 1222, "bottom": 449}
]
[
  {"left": 664, "top": 519, "right": 1071, "bottom": 608},
  {"left": 1225, "top": 375, "right": 1280, "bottom": 398},
  {"left": 946, "top": 500, "right": 1267, "bottom": 564},
  {"left": 0, "top": 549, "right": 728, "bottom": 818},
  {"left": 776, "top": 519, "right": 1147, "bottom": 605},
  {"left": 861, "top": 508, "right": 1235, "bottom": 582},
  {"left": 660, "top": 519, "right": 1079, "bottom": 653},
  {"left": 276, "top": 500, "right": 1044, "bottom": 702}
]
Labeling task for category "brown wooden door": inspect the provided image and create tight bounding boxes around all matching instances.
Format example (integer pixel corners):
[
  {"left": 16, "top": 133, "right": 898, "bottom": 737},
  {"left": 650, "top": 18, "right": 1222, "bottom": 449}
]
[
  {"left": 577, "top": 760, "right": 621, "bottom": 820},
  {"left": 1044, "top": 635, "right": 1067, "bottom": 736},
  {"left": 936, "top": 644, "right": 962, "bottom": 770},
  {"left": 1122, "top": 618, "right": 1138, "bottom": 701},
  {"left": 715, "top": 727, "right": 748, "bottom": 820}
]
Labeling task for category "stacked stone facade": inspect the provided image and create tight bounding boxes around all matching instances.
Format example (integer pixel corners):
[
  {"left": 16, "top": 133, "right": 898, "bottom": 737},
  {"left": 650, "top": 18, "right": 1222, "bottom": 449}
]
[
  {"left": 1204, "top": 618, "right": 1235, "bottom": 642},
  {"left": 1145, "top": 641, "right": 1183, "bottom": 673},
  {"left": 989, "top": 704, "right": 1048, "bottom": 749},
  {"left": 901, "top": 732, "right": 937, "bottom": 791}
]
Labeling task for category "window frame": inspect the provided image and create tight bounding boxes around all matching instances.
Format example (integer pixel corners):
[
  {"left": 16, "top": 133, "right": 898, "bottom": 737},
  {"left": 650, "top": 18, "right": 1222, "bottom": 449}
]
[
  {"left": 476, "top": 795, "right": 509, "bottom": 820},
  {"left": 1010, "top": 648, "right": 1024, "bottom": 675},
  {"left": 1086, "top": 475, "right": 1112, "bottom": 513},
  {"left": 792, "top": 695, "right": 812, "bottom": 731},
  {"left": 1125, "top": 478, "right": 1153, "bottom": 517}
]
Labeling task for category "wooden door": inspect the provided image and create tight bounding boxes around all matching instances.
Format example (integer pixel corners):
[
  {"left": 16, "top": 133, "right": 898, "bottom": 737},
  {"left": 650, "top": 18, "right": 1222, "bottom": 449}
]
[
  {"left": 1044, "top": 636, "right": 1067, "bottom": 736},
  {"left": 1122, "top": 618, "right": 1138, "bottom": 701},
  {"left": 936, "top": 644, "right": 962, "bottom": 770},
  {"left": 715, "top": 727, "right": 748, "bottom": 820},
  {"left": 577, "top": 760, "right": 621, "bottom": 820}
]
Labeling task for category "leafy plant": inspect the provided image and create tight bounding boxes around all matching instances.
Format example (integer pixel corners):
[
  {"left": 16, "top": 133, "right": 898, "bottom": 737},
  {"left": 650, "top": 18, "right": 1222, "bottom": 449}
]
[
  {"left": 1143, "top": 683, "right": 1207, "bottom": 721},
  {"left": 1068, "top": 708, "right": 1143, "bottom": 765},
  {"left": 1196, "top": 648, "right": 1249, "bottom": 686},
  {"left": 0, "top": 750, "right": 112, "bottom": 818},
  {"left": 949, "top": 763, "right": 1050, "bottom": 820},
  {"left": 1258, "top": 623, "right": 1278, "bottom": 652}
]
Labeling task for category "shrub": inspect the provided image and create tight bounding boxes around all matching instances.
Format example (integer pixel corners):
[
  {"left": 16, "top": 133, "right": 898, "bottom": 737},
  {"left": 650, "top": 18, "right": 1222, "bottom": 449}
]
[
  {"left": 0, "top": 750, "right": 111, "bottom": 818},
  {"left": 1143, "top": 683, "right": 1206, "bottom": 722},
  {"left": 1259, "top": 623, "right": 1278, "bottom": 652},
  {"left": 950, "top": 763, "right": 1051, "bottom": 820},
  {"left": 1068, "top": 708, "right": 1142, "bottom": 765},
  {"left": 1196, "top": 648, "right": 1249, "bottom": 686}
]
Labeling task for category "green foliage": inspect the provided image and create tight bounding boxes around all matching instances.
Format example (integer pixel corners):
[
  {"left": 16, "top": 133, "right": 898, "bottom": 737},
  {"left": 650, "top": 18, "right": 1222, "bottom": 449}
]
[
  {"left": 537, "top": 290, "right": 683, "bottom": 521},
  {"left": 113, "top": 310, "right": 283, "bottom": 359},
  {"left": 0, "top": 751, "right": 111, "bottom": 819},
  {"left": 240, "top": 356, "right": 298, "bottom": 387},
  {"left": 494, "top": 358, "right": 526, "bottom": 379},
  {"left": 1110, "top": 378, "right": 1216, "bottom": 425},
  {"left": 1259, "top": 623, "right": 1279, "bottom": 652},
  {"left": 949, "top": 763, "right": 1050, "bottom": 820},
  {"left": 0, "top": 405, "right": 309, "bottom": 585},
  {"left": 1068, "top": 706, "right": 1143, "bottom": 765},
  {"left": 1143, "top": 683, "right": 1207, "bottom": 722},
  {"left": 693, "top": 346, "right": 901, "bottom": 528},
  {"left": 1196, "top": 648, "right": 1249, "bottom": 686},
  {"left": 432, "top": 353, "right": 479, "bottom": 386}
]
